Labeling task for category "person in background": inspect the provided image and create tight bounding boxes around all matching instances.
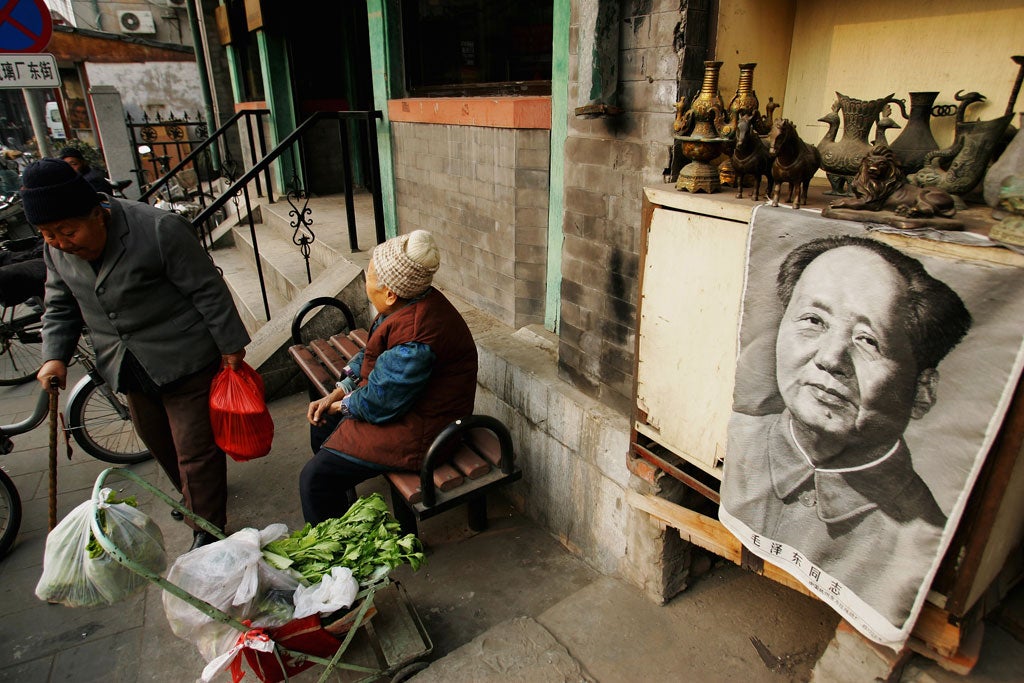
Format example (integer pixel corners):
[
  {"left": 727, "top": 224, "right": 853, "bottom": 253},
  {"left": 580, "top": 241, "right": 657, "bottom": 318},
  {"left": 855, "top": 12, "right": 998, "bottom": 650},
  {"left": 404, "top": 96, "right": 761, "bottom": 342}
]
[
  {"left": 26, "top": 158, "right": 250, "bottom": 551},
  {"left": 299, "top": 230, "right": 478, "bottom": 524},
  {"left": 59, "top": 147, "right": 114, "bottom": 196}
]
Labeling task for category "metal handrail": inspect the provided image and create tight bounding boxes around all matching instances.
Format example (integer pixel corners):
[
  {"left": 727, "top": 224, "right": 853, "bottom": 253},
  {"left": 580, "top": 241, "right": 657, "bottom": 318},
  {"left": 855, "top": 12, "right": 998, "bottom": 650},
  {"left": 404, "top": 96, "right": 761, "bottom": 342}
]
[
  {"left": 189, "top": 110, "right": 385, "bottom": 323},
  {"left": 138, "top": 109, "right": 271, "bottom": 204},
  {"left": 192, "top": 110, "right": 383, "bottom": 234}
]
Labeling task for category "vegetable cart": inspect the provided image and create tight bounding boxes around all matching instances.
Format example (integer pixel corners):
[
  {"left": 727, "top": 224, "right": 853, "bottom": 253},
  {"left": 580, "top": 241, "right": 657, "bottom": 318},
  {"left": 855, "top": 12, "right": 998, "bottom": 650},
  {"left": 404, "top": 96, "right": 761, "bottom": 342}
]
[{"left": 88, "top": 468, "right": 434, "bottom": 683}]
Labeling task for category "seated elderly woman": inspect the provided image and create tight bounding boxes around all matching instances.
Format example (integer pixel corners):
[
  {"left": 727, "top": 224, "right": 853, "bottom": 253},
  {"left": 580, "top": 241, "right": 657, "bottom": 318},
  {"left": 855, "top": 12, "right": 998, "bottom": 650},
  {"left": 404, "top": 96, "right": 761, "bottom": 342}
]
[{"left": 299, "top": 229, "right": 478, "bottom": 524}]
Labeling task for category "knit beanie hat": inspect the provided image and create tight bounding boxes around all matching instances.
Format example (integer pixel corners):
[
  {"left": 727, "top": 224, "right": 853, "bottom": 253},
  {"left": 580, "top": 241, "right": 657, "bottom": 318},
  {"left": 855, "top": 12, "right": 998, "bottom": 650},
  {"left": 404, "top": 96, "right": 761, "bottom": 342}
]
[
  {"left": 58, "top": 147, "right": 85, "bottom": 162},
  {"left": 372, "top": 230, "right": 440, "bottom": 299},
  {"left": 20, "top": 158, "right": 100, "bottom": 225}
]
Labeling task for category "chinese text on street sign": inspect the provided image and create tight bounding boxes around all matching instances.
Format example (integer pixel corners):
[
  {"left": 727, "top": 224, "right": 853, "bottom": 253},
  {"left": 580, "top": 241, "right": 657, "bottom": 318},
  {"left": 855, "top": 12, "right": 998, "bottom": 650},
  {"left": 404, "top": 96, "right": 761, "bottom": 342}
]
[{"left": 0, "top": 53, "right": 59, "bottom": 88}]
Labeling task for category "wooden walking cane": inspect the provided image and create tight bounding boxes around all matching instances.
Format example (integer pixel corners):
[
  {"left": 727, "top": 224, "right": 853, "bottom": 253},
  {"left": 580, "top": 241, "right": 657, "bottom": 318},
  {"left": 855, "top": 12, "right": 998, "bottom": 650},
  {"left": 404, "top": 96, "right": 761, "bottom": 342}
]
[{"left": 47, "top": 377, "right": 59, "bottom": 531}]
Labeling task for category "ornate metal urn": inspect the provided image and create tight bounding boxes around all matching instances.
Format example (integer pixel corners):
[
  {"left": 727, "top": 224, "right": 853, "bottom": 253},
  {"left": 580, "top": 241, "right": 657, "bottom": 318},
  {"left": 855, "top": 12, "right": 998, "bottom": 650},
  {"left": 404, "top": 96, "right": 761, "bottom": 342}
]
[
  {"left": 816, "top": 92, "right": 896, "bottom": 195},
  {"left": 889, "top": 92, "right": 941, "bottom": 174},
  {"left": 674, "top": 60, "right": 730, "bottom": 193}
]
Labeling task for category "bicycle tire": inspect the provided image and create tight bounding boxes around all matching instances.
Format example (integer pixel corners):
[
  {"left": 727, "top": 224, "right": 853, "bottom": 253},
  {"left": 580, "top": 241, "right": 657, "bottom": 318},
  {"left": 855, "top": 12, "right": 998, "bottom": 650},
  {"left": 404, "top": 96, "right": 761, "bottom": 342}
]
[
  {"left": 0, "top": 467, "right": 22, "bottom": 559},
  {"left": 66, "top": 379, "right": 151, "bottom": 465},
  {"left": 0, "top": 303, "right": 43, "bottom": 386}
]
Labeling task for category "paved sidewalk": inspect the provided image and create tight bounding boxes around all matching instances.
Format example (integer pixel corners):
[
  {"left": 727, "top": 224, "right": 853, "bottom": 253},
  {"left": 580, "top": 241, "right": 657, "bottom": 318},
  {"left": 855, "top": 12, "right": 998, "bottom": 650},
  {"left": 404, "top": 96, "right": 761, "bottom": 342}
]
[{"left": 1, "top": 369, "right": 1022, "bottom": 682}]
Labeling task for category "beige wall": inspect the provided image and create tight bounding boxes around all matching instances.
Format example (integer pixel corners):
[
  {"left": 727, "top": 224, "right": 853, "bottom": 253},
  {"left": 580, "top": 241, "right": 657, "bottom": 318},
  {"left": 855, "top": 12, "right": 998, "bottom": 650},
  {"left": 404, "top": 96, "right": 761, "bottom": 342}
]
[
  {"left": 713, "top": 0, "right": 796, "bottom": 118},
  {"left": 716, "top": 0, "right": 1023, "bottom": 148}
]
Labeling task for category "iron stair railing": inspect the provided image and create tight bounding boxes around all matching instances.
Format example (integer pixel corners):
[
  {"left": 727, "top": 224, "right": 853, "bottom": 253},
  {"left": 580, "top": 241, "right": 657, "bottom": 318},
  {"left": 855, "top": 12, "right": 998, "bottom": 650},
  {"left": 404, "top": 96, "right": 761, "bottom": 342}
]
[
  {"left": 136, "top": 109, "right": 272, "bottom": 251},
  {"left": 190, "top": 110, "right": 386, "bottom": 323}
]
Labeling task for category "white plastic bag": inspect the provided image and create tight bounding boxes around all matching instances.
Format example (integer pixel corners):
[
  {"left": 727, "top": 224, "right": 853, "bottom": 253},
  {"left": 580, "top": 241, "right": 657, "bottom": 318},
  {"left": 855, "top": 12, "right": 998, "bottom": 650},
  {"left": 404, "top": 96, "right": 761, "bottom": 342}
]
[
  {"left": 162, "top": 524, "right": 298, "bottom": 662},
  {"left": 35, "top": 490, "right": 166, "bottom": 607},
  {"left": 292, "top": 565, "right": 359, "bottom": 619}
]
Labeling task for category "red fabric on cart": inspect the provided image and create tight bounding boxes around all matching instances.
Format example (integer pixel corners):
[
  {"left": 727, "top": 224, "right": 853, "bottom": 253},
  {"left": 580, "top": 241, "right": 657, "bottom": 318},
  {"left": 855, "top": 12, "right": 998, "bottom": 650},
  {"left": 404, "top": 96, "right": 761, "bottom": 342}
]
[{"left": 241, "top": 615, "right": 343, "bottom": 683}]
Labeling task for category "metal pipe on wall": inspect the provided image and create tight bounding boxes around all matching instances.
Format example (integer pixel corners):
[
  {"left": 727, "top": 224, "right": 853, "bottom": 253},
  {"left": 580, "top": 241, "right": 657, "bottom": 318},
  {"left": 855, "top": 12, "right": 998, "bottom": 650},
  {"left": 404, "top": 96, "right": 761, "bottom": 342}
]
[{"left": 185, "top": 0, "right": 220, "bottom": 172}]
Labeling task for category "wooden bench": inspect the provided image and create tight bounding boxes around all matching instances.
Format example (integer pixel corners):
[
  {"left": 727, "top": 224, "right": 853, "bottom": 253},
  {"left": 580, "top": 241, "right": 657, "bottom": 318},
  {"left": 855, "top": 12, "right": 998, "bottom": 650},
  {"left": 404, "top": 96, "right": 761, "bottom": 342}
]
[{"left": 288, "top": 297, "right": 522, "bottom": 536}]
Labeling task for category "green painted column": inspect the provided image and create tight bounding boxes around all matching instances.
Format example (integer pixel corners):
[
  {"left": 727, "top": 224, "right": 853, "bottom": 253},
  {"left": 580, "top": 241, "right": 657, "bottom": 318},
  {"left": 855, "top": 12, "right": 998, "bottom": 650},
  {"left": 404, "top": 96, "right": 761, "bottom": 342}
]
[
  {"left": 545, "top": 1, "right": 570, "bottom": 332},
  {"left": 366, "top": 0, "right": 400, "bottom": 239},
  {"left": 258, "top": 31, "right": 297, "bottom": 189}
]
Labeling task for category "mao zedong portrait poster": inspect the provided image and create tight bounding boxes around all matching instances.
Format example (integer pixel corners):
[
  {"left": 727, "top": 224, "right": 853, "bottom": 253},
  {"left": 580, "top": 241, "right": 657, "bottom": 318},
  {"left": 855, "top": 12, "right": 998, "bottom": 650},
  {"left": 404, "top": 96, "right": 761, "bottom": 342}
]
[{"left": 718, "top": 207, "right": 1024, "bottom": 649}]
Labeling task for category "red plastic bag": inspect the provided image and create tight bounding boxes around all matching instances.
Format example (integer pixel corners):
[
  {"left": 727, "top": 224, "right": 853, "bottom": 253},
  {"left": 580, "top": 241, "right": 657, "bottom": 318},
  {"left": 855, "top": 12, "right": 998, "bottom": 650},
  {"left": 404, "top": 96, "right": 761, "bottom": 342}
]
[{"left": 209, "top": 361, "right": 274, "bottom": 462}]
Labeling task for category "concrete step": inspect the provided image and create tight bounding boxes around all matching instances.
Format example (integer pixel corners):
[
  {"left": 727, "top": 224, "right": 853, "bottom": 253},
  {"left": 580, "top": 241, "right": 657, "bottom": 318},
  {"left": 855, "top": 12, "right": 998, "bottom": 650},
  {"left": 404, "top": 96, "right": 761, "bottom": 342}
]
[
  {"left": 231, "top": 220, "right": 332, "bottom": 304},
  {"left": 260, "top": 190, "right": 380, "bottom": 263},
  {"left": 211, "top": 240, "right": 291, "bottom": 336}
]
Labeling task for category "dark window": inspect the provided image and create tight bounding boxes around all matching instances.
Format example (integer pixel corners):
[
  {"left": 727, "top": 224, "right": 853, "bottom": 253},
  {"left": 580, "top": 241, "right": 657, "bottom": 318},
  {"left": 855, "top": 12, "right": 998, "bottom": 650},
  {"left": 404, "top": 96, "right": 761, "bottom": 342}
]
[{"left": 401, "top": 0, "right": 552, "bottom": 97}]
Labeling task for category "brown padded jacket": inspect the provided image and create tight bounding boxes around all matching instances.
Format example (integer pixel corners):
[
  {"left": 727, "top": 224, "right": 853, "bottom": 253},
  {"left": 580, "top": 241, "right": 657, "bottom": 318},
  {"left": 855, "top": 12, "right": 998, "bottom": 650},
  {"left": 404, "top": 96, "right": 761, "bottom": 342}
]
[{"left": 323, "top": 287, "right": 478, "bottom": 470}]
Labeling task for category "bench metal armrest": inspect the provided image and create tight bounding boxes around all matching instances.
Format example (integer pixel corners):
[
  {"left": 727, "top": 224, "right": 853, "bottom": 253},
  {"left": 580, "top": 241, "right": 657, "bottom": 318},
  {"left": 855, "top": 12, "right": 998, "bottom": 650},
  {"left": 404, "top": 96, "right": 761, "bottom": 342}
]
[
  {"left": 290, "top": 296, "right": 356, "bottom": 345},
  {"left": 419, "top": 415, "right": 515, "bottom": 508}
]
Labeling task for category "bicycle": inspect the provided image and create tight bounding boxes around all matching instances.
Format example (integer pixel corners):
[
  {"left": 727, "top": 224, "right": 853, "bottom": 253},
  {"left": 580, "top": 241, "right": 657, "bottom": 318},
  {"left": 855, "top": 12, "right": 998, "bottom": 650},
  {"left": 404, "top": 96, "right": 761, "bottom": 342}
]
[
  {"left": 0, "top": 335, "right": 150, "bottom": 557},
  {"left": 0, "top": 300, "right": 43, "bottom": 385}
]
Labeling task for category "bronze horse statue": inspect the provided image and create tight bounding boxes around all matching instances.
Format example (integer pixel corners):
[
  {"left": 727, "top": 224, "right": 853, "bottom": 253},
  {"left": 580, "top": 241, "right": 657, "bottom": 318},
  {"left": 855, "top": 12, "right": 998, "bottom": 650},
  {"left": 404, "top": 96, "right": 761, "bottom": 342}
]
[
  {"left": 732, "top": 113, "right": 773, "bottom": 201},
  {"left": 768, "top": 118, "right": 821, "bottom": 209}
]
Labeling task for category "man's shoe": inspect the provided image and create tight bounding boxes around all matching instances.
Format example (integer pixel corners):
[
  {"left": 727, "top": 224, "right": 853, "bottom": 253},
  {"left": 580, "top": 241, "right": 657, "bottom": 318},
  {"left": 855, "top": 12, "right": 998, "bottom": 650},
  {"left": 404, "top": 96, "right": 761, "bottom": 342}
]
[
  {"left": 170, "top": 497, "right": 185, "bottom": 521},
  {"left": 189, "top": 530, "right": 218, "bottom": 551}
]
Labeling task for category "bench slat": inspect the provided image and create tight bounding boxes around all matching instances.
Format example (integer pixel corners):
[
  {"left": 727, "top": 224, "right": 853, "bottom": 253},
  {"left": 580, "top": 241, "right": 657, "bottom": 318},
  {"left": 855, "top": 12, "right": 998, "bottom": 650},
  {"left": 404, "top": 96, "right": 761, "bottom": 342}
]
[
  {"left": 310, "top": 339, "right": 348, "bottom": 379},
  {"left": 465, "top": 429, "right": 506, "bottom": 468},
  {"left": 288, "top": 345, "right": 332, "bottom": 397},
  {"left": 385, "top": 463, "right": 465, "bottom": 506},
  {"left": 330, "top": 335, "right": 362, "bottom": 362},
  {"left": 388, "top": 472, "right": 421, "bottom": 504},
  {"left": 433, "top": 464, "right": 464, "bottom": 491},
  {"left": 349, "top": 329, "right": 369, "bottom": 348},
  {"left": 451, "top": 446, "right": 490, "bottom": 479}
]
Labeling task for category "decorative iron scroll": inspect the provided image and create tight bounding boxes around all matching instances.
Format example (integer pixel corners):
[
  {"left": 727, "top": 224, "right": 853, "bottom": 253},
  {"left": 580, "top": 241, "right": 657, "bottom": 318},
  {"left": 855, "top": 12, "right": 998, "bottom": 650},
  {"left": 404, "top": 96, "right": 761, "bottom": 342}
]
[{"left": 287, "top": 172, "right": 315, "bottom": 284}]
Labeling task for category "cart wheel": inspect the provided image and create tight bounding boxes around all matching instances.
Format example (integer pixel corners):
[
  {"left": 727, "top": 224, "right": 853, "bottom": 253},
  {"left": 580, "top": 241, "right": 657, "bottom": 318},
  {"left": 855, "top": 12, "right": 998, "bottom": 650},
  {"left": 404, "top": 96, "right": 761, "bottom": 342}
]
[{"left": 390, "top": 661, "right": 429, "bottom": 683}]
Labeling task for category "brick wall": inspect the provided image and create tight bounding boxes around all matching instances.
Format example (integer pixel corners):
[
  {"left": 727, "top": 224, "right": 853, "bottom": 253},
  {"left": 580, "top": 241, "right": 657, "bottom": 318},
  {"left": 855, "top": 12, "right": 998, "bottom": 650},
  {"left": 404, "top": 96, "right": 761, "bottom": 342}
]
[
  {"left": 391, "top": 122, "right": 549, "bottom": 329},
  {"left": 559, "top": 0, "right": 684, "bottom": 413}
]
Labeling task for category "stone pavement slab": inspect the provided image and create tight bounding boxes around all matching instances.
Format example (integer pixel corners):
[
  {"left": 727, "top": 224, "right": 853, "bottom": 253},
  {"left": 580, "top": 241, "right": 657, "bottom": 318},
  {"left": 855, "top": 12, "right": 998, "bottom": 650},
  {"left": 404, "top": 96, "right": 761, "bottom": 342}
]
[{"left": 408, "top": 616, "right": 592, "bottom": 683}]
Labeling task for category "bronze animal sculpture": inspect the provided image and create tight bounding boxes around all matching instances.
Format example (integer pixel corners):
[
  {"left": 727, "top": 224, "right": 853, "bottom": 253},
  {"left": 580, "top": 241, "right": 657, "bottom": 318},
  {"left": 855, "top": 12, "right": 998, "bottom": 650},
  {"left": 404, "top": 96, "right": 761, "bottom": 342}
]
[
  {"left": 768, "top": 118, "right": 820, "bottom": 209},
  {"left": 830, "top": 145, "right": 957, "bottom": 218},
  {"left": 732, "top": 113, "right": 773, "bottom": 201}
]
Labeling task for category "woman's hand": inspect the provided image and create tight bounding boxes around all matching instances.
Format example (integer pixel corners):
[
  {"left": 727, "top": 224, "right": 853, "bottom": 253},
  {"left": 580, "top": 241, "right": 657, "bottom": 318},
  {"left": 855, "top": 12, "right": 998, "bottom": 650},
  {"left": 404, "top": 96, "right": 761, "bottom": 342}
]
[
  {"left": 307, "top": 395, "right": 342, "bottom": 426},
  {"left": 37, "top": 359, "right": 67, "bottom": 392}
]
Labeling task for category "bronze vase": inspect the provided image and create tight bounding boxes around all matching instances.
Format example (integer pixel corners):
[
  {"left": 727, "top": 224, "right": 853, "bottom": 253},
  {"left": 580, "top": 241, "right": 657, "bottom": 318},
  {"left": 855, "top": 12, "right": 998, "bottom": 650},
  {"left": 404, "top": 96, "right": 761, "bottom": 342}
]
[
  {"left": 890, "top": 91, "right": 940, "bottom": 174},
  {"left": 688, "top": 60, "right": 726, "bottom": 139},
  {"left": 675, "top": 61, "right": 728, "bottom": 193}
]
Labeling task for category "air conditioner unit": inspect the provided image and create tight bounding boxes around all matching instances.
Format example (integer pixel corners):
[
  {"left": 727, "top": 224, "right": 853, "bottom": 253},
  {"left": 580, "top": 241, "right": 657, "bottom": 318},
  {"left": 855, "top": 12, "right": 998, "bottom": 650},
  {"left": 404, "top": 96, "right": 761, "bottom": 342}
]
[{"left": 118, "top": 10, "right": 157, "bottom": 34}]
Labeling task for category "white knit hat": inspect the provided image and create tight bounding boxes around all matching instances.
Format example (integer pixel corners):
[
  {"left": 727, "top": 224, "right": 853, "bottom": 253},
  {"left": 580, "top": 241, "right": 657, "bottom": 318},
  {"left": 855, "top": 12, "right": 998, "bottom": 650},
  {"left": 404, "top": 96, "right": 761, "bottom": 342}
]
[{"left": 372, "top": 230, "right": 440, "bottom": 299}]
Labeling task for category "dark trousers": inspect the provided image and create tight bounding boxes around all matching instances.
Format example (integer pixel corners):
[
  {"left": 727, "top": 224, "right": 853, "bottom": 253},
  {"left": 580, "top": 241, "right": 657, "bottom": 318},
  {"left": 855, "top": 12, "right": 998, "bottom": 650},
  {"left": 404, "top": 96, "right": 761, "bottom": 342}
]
[
  {"left": 299, "top": 449, "right": 383, "bottom": 524},
  {"left": 300, "top": 412, "right": 387, "bottom": 524},
  {"left": 126, "top": 362, "right": 227, "bottom": 531}
]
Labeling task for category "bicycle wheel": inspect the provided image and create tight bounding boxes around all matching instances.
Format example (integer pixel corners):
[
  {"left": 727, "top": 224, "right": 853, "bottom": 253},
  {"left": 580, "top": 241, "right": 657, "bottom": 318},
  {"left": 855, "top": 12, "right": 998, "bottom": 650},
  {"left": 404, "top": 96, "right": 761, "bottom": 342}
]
[
  {"left": 0, "top": 303, "right": 43, "bottom": 386},
  {"left": 66, "top": 379, "right": 151, "bottom": 464},
  {"left": 0, "top": 467, "right": 22, "bottom": 559}
]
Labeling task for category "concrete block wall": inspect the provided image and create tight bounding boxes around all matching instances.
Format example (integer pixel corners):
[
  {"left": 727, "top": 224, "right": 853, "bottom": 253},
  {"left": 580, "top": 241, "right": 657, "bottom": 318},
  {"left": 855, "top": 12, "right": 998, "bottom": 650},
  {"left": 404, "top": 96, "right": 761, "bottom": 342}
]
[
  {"left": 558, "top": 0, "right": 683, "bottom": 413},
  {"left": 390, "top": 122, "right": 549, "bottom": 330},
  {"left": 465, "top": 312, "right": 670, "bottom": 591}
]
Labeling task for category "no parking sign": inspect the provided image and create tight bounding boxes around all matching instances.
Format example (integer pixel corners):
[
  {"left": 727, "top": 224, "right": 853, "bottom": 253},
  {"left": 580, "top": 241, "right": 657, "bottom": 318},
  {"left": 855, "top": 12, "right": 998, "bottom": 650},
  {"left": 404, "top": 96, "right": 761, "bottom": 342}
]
[
  {"left": 0, "top": 0, "right": 53, "bottom": 53},
  {"left": 0, "top": 0, "right": 58, "bottom": 88}
]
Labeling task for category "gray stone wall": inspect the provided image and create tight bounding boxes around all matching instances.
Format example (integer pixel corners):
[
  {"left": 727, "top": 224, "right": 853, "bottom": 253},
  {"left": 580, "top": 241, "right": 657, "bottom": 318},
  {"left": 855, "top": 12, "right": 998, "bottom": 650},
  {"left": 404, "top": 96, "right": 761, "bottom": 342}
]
[
  {"left": 558, "top": 0, "right": 684, "bottom": 413},
  {"left": 390, "top": 122, "right": 549, "bottom": 330}
]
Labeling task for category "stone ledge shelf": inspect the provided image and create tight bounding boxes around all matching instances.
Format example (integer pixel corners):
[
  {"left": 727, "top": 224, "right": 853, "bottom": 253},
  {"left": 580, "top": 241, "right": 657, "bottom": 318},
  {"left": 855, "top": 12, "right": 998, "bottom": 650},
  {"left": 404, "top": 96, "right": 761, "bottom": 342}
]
[{"left": 388, "top": 97, "right": 551, "bottom": 129}]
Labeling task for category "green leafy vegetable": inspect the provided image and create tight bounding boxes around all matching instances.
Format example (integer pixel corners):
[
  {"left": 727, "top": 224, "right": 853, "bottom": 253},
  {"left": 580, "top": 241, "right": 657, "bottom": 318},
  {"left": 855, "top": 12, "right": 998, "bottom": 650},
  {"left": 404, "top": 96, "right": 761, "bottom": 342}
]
[{"left": 262, "top": 493, "right": 424, "bottom": 585}]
